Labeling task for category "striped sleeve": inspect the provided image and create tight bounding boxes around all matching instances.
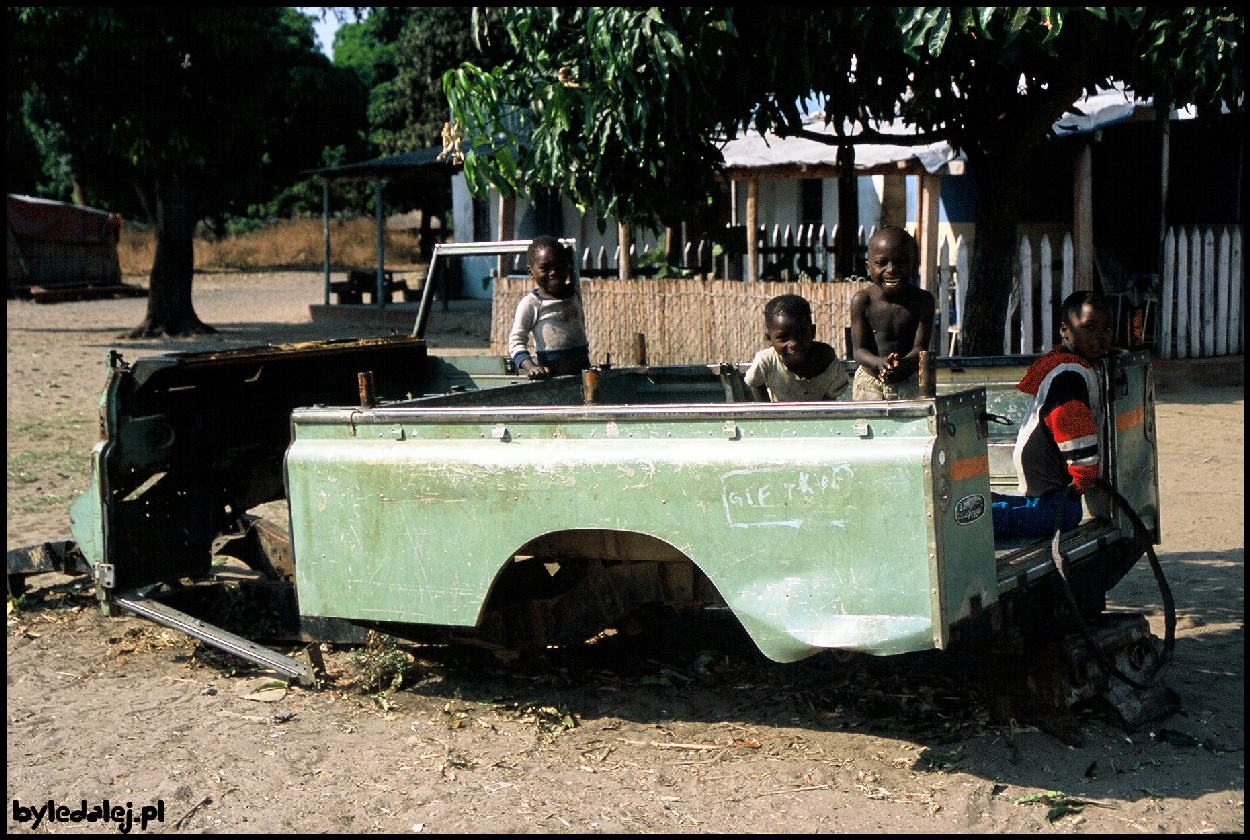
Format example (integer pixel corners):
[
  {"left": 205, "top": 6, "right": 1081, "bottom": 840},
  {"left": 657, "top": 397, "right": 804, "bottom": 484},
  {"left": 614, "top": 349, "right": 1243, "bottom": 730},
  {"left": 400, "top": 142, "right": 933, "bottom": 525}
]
[{"left": 1040, "top": 369, "right": 1100, "bottom": 492}]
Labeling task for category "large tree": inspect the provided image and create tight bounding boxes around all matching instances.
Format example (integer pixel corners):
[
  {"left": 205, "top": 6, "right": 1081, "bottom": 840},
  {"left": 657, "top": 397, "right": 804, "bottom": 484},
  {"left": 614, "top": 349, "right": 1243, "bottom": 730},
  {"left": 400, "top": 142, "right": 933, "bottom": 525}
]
[
  {"left": 357, "top": 7, "right": 500, "bottom": 154},
  {"left": 8, "top": 7, "right": 367, "bottom": 336},
  {"left": 445, "top": 7, "right": 1242, "bottom": 353}
]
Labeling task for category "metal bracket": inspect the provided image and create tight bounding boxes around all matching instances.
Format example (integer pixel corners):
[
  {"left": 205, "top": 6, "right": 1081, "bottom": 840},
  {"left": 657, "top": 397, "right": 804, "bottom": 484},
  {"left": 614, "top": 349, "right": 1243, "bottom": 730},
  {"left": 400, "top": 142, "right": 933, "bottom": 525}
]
[{"left": 93, "top": 562, "right": 115, "bottom": 589}]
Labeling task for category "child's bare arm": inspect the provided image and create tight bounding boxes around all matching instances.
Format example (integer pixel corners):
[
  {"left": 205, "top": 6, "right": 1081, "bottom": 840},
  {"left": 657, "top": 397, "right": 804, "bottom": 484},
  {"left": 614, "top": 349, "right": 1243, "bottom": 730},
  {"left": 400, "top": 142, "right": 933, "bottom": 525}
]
[{"left": 883, "top": 290, "right": 937, "bottom": 381}]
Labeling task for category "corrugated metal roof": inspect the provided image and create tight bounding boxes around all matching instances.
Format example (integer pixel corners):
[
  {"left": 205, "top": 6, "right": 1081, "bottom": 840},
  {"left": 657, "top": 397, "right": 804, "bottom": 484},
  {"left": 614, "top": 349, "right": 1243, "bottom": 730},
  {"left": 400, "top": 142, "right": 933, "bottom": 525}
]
[
  {"left": 719, "top": 86, "right": 1188, "bottom": 177},
  {"left": 718, "top": 112, "right": 962, "bottom": 176}
]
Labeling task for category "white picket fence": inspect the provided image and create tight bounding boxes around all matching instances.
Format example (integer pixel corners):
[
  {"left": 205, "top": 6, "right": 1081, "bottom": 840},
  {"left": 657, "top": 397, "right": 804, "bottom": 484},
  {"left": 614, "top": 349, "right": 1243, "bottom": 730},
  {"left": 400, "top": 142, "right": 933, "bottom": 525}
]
[
  {"left": 564, "top": 222, "right": 1242, "bottom": 360},
  {"left": 939, "top": 225, "right": 1243, "bottom": 359},
  {"left": 1158, "top": 226, "right": 1244, "bottom": 359}
]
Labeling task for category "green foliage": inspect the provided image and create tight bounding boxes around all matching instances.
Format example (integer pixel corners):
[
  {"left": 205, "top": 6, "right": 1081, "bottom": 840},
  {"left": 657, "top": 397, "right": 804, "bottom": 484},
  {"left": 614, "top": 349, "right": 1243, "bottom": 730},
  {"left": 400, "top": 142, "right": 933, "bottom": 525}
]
[
  {"left": 636, "top": 246, "right": 697, "bottom": 279},
  {"left": 8, "top": 7, "right": 369, "bottom": 223},
  {"left": 331, "top": 7, "right": 403, "bottom": 90},
  {"left": 370, "top": 8, "right": 499, "bottom": 154},
  {"left": 209, "top": 585, "right": 283, "bottom": 641},
  {"left": 444, "top": 7, "right": 1241, "bottom": 243},
  {"left": 1014, "top": 790, "right": 1093, "bottom": 823},
  {"left": 446, "top": 8, "right": 748, "bottom": 230},
  {"left": 466, "top": 7, "right": 1232, "bottom": 355},
  {"left": 352, "top": 630, "right": 421, "bottom": 696}
]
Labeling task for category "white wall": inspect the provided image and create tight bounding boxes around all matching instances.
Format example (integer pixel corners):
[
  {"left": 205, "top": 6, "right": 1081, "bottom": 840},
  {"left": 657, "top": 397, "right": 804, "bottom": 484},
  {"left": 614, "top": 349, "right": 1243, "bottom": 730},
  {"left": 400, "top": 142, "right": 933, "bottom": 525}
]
[
  {"left": 449, "top": 173, "right": 496, "bottom": 299},
  {"left": 451, "top": 170, "right": 906, "bottom": 289}
]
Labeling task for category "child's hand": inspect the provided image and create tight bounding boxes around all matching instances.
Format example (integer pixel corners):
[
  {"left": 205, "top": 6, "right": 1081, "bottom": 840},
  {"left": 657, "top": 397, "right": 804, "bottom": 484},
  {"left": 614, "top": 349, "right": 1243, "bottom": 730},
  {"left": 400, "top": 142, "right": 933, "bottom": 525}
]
[
  {"left": 879, "top": 353, "right": 899, "bottom": 381},
  {"left": 522, "top": 361, "right": 550, "bottom": 380}
]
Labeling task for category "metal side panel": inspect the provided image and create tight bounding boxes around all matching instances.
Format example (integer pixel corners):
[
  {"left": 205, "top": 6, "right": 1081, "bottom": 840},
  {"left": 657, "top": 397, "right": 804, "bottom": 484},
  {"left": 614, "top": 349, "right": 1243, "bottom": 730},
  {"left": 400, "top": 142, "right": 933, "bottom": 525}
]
[
  {"left": 1108, "top": 353, "right": 1161, "bottom": 541},
  {"left": 929, "top": 394, "right": 999, "bottom": 647},
  {"left": 66, "top": 337, "right": 444, "bottom": 597},
  {"left": 286, "top": 405, "right": 951, "bottom": 662}
]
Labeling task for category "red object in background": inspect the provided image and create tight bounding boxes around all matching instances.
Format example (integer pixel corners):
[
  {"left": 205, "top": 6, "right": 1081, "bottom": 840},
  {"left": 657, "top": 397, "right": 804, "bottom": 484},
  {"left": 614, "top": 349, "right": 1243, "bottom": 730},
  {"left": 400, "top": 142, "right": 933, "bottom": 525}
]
[{"left": 7, "top": 194, "right": 121, "bottom": 244}]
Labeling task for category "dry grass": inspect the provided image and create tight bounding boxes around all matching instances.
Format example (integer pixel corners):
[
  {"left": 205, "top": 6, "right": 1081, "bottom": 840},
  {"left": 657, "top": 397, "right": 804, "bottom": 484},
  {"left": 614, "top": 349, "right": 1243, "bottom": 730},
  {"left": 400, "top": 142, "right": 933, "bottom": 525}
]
[{"left": 118, "top": 217, "right": 426, "bottom": 277}]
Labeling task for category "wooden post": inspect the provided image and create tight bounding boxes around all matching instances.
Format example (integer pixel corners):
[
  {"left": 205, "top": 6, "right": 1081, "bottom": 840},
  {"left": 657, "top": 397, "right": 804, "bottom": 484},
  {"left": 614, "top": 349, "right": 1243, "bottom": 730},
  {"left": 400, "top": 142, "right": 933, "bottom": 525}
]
[
  {"left": 633, "top": 333, "right": 648, "bottom": 366},
  {"left": 322, "top": 179, "right": 331, "bottom": 305},
  {"left": 746, "top": 179, "right": 759, "bottom": 283},
  {"left": 917, "top": 172, "right": 941, "bottom": 297},
  {"left": 881, "top": 172, "right": 907, "bottom": 229},
  {"left": 617, "top": 222, "right": 633, "bottom": 279},
  {"left": 374, "top": 176, "right": 386, "bottom": 308},
  {"left": 1074, "top": 142, "right": 1094, "bottom": 291},
  {"left": 918, "top": 350, "right": 936, "bottom": 397},
  {"left": 357, "top": 371, "right": 376, "bottom": 409},
  {"left": 836, "top": 144, "right": 860, "bottom": 276},
  {"left": 1158, "top": 120, "right": 1171, "bottom": 282},
  {"left": 496, "top": 193, "right": 516, "bottom": 280},
  {"left": 581, "top": 369, "right": 600, "bottom": 404}
]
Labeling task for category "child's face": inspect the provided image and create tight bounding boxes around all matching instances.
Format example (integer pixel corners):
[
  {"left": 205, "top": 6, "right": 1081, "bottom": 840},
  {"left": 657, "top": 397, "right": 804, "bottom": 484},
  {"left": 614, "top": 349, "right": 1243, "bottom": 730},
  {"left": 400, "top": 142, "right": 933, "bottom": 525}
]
[
  {"left": 530, "top": 245, "right": 571, "bottom": 297},
  {"left": 766, "top": 312, "right": 816, "bottom": 369},
  {"left": 1061, "top": 302, "right": 1114, "bottom": 362},
  {"left": 866, "top": 233, "right": 916, "bottom": 297}
]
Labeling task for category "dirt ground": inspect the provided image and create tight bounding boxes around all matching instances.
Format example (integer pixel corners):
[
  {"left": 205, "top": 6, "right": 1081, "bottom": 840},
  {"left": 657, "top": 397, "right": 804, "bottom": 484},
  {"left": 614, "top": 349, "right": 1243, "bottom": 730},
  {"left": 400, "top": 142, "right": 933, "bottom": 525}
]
[{"left": 7, "top": 272, "right": 1244, "bottom": 834}]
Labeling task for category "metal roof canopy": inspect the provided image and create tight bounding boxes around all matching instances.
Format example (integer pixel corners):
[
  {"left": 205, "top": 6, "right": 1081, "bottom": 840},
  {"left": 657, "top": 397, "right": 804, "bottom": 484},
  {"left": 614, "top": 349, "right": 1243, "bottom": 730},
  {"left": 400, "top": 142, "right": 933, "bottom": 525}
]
[
  {"left": 307, "top": 146, "right": 460, "bottom": 308},
  {"left": 309, "top": 146, "right": 456, "bottom": 183}
]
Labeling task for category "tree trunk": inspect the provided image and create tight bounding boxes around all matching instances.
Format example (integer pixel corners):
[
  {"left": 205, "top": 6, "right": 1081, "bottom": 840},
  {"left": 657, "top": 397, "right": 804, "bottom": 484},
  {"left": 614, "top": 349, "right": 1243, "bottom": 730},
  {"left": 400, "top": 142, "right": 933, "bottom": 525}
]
[
  {"left": 961, "top": 147, "right": 1026, "bottom": 356},
  {"left": 835, "top": 143, "right": 860, "bottom": 277},
  {"left": 127, "top": 175, "right": 214, "bottom": 338}
]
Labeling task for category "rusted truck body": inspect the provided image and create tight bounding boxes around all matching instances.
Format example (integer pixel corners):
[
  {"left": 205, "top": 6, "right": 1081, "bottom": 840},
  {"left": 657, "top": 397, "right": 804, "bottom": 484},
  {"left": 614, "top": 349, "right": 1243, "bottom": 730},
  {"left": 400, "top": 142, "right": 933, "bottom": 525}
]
[
  {"left": 28, "top": 241, "right": 1165, "bottom": 725},
  {"left": 280, "top": 352, "right": 1159, "bottom": 662},
  {"left": 61, "top": 347, "right": 1159, "bottom": 660}
]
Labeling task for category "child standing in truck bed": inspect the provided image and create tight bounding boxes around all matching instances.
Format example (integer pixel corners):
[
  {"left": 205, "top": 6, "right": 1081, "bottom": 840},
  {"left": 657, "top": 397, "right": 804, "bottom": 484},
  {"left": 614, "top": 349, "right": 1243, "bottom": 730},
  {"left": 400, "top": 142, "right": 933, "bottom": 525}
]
[
  {"left": 745, "top": 293, "right": 849, "bottom": 402},
  {"left": 508, "top": 236, "right": 591, "bottom": 379},
  {"left": 849, "top": 226, "right": 936, "bottom": 399}
]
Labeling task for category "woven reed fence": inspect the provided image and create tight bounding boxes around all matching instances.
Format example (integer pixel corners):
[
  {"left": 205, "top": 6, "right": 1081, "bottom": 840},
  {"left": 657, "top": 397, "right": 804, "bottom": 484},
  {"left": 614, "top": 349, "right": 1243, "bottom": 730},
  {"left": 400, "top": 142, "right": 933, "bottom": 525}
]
[{"left": 492, "top": 278, "right": 872, "bottom": 366}]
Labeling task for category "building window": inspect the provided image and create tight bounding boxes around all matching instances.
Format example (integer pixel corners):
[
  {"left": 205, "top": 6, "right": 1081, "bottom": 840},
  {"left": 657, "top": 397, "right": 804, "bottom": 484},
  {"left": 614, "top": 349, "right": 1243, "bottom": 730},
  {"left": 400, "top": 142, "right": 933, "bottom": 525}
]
[
  {"left": 800, "top": 179, "right": 823, "bottom": 226},
  {"left": 472, "top": 196, "right": 491, "bottom": 241}
]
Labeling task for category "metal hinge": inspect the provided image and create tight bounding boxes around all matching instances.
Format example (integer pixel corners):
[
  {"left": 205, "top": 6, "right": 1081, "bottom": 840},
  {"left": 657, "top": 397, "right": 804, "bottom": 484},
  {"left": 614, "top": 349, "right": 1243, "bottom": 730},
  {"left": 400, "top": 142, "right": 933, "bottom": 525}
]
[{"left": 93, "top": 562, "right": 115, "bottom": 589}]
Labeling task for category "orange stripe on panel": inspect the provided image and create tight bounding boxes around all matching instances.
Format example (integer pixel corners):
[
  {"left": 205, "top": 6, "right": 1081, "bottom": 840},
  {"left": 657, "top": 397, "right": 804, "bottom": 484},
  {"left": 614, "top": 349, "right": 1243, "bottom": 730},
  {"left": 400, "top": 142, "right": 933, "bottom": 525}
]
[
  {"left": 951, "top": 454, "right": 989, "bottom": 482},
  {"left": 1116, "top": 406, "right": 1143, "bottom": 432}
]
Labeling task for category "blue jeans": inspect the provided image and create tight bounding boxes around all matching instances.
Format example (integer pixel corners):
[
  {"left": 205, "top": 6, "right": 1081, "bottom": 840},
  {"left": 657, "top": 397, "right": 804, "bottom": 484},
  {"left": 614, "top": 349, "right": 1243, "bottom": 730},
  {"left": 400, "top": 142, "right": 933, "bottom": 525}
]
[{"left": 991, "top": 491, "right": 1083, "bottom": 539}]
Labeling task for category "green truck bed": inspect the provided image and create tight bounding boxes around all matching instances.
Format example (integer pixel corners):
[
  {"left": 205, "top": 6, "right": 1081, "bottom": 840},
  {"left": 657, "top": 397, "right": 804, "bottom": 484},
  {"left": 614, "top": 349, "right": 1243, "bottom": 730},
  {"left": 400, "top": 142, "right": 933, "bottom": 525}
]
[{"left": 282, "top": 353, "right": 1159, "bottom": 662}]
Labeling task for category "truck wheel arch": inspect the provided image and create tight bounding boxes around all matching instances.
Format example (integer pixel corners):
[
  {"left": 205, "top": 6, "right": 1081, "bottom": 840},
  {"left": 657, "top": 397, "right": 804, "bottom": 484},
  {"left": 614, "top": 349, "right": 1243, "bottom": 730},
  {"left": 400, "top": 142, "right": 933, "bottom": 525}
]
[{"left": 472, "top": 528, "right": 729, "bottom": 650}]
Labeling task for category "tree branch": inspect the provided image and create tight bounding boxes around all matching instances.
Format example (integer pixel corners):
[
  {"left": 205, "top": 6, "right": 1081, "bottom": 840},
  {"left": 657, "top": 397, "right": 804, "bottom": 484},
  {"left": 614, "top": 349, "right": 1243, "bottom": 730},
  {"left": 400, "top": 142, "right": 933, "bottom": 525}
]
[{"left": 772, "top": 124, "right": 952, "bottom": 148}]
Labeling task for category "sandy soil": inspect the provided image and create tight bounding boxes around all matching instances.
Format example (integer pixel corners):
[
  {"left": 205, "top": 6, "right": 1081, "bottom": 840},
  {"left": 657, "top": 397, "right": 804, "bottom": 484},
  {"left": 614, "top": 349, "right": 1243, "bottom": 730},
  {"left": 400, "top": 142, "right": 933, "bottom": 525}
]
[{"left": 7, "top": 272, "right": 1244, "bottom": 834}]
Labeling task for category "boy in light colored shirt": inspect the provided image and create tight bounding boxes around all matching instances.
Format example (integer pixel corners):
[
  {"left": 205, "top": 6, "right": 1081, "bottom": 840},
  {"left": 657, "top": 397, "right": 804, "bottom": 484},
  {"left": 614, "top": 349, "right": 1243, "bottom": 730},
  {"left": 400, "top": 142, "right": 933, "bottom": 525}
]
[
  {"left": 745, "top": 294, "right": 849, "bottom": 402},
  {"left": 507, "top": 236, "right": 590, "bottom": 379}
]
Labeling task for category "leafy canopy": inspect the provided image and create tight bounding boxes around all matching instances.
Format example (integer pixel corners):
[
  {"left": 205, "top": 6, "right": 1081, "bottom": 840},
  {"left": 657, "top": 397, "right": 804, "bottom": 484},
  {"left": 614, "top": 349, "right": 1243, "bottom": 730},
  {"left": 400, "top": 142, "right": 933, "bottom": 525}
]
[
  {"left": 9, "top": 7, "right": 368, "bottom": 221},
  {"left": 445, "top": 7, "right": 1242, "bottom": 233}
]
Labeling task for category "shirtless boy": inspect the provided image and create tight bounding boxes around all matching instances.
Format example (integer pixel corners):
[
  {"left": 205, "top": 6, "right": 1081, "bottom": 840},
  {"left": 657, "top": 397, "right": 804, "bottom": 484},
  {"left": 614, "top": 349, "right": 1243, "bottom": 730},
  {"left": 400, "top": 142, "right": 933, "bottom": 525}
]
[{"left": 848, "top": 226, "right": 936, "bottom": 399}]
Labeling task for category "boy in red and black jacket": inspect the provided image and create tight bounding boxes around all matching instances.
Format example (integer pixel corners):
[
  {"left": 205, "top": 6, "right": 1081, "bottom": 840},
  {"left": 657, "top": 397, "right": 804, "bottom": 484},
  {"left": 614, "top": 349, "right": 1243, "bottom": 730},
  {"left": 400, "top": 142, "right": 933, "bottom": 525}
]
[{"left": 992, "top": 291, "right": 1115, "bottom": 539}]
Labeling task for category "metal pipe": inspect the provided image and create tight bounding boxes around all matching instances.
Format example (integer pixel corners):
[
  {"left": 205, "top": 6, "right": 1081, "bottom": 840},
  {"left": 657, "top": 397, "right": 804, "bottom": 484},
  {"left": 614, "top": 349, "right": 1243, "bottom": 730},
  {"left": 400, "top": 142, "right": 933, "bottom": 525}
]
[
  {"left": 919, "top": 350, "right": 937, "bottom": 397},
  {"left": 322, "top": 180, "right": 331, "bottom": 305},
  {"left": 358, "top": 371, "right": 376, "bottom": 408}
]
